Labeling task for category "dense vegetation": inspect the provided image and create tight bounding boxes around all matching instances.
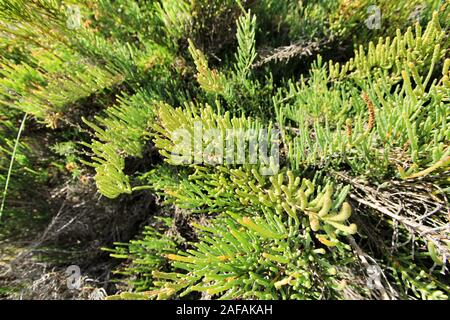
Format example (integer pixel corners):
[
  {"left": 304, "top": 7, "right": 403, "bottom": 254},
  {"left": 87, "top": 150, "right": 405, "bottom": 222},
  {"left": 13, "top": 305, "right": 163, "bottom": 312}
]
[{"left": 0, "top": 0, "right": 449, "bottom": 300}]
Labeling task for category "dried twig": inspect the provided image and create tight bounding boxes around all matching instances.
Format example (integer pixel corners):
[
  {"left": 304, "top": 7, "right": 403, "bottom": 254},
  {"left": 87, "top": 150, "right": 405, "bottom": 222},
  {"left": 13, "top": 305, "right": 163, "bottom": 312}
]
[
  {"left": 333, "top": 171, "right": 450, "bottom": 264},
  {"left": 252, "top": 38, "right": 327, "bottom": 68}
]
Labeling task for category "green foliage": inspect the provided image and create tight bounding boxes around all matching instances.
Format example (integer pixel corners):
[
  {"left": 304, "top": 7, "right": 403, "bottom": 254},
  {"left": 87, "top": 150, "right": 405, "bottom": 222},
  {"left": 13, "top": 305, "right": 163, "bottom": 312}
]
[
  {"left": 251, "top": 0, "right": 446, "bottom": 69},
  {"left": 0, "top": 0, "right": 448, "bottom": 300},
  {"left": 83, "top": 90, "right": 158, "bottom": 198},
  {"left": 149, "top": 102, "right": 356, "bottom": 238},
  {"left": 85, "top": 3, "right": 449, "bottom": 300},
  {"left": 0, "top": 114, "right": 27, "bottom": 219},
  {"left": 329, "top": 12, "right": 447, "bottom": 83},
  {"left": 137, "top": 211, "right": 356, "bottom": 300},
  {"left": 188, "top": 11, "right": 273, "bottom": 116},
  {"left": 155, "top": 0, "right": 191, "bottom": 42},
  {"left": 0, "top": 117, "right": 31, "bottom": 189},
  {"left": 275, "top": 14, "right": 450, "bottom": 179},
  {"left": 389, "top": 247, "right": 449, "bottom": 300},
  {"left": 0, "top": 0, "right": 177, "bottom": 126},
  {"left": 104, "top": 217, "right": 179, "bottom": 292},
  {"left": 88, "top": 0, "right": 159, "bottom": 44},
  {"left": 0, "top": 49, "right": 120, "bottom": 122}
]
